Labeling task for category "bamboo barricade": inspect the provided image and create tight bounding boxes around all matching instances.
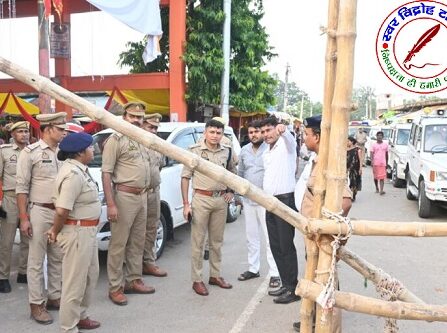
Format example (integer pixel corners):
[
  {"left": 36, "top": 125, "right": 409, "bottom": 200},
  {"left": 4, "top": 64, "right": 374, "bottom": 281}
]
[
  {"left": 314, "top": 0, "right": 358, "bottom": 331},
  {"left": 300, "top": 0, "right": 340, "bottom": 331},
  {"left": 296, "top": 279, "right": 447, "bottom": 322},
  {"left": 338, "top": 247, "right": 425, "bottom": 304}
]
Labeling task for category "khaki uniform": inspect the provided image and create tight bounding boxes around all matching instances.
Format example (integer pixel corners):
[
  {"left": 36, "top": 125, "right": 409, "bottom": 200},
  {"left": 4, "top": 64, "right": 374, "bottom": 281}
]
[
  {"left": 355, "top": 131, "right": 368, "bottom": 166},
  {"left": 53, "top": 159, "right": 101, "bottom": 333},
  {"left": 16, "top": 139, "right": 63, "bottom": 304},
  {"left": 181, "top": 141, "right": 237, "bottom": 282},
  {"left": 0, "top": 143, "right": 29, "bottom": 279},
  {"left": 102, "top": 132, "right": 151, "bottom": 292},
  {"left": 143, "top": 150, "right": 164, "bottom": 265}
]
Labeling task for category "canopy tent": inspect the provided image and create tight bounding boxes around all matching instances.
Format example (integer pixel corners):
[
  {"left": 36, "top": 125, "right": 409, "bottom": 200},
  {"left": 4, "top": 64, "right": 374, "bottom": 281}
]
[
  {"left": 108, "top": 89, "right": 170, "bottom": 115},
  {"left": 0, "top": 93, "right": 39, "bottom": 115}
]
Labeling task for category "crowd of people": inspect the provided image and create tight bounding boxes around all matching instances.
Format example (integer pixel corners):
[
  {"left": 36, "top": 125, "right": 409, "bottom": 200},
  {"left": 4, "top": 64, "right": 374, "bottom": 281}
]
[{"left": 0, "top": 106, "right": 384, "bottom": 332}]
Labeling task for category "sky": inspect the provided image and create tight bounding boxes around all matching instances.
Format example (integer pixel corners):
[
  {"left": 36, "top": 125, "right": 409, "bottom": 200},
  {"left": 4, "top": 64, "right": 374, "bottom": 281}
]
[{"left": 1, "top": 0, "right": 446, "bottom": 104}]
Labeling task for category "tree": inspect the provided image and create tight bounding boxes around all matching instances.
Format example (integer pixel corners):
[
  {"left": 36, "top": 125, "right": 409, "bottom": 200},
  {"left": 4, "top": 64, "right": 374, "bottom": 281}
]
[
  {"left": 351, "top": 86, "right": 376, "bottom": 120},
  {"left": 117, "top": 1, "right": 277, "bottom": 113},
  {"left": 184, "top": 0, "right": 277, "bottom": 112}
]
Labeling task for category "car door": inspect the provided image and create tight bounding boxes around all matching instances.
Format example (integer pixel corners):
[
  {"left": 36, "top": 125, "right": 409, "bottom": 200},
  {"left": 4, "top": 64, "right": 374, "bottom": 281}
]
[
  {"left": 408, "top": 124, "right": 422, "bottom": 184},
  {"left": 159, "top": 128, "right": 196, "bottom": 227}
]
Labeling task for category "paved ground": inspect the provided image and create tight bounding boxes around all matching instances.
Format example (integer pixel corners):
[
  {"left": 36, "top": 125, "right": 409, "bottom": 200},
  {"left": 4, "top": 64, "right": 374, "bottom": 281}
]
[{"left": 1, "top": 166, "right": 447, "bottom": 332}]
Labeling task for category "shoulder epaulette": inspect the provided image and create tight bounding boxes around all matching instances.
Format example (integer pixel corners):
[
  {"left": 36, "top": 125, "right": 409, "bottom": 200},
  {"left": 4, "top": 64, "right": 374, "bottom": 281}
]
[
  {"left": 0, "top": 144, "right": 13, "bottom": 149},
  {"left": 111, "top": 131, "right": 124, "bottom": 139},
  {"left": 188, "top": 143, "right": 201, "bottom": 150},
  {"left": 24, "top": 142, "right": 40, "bottom": 152}
]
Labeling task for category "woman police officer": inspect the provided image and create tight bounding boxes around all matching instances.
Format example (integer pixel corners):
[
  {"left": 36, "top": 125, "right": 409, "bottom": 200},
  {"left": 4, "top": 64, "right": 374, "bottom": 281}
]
[{"left": 47, "top": 132, "right": 101, "bottom": 332}]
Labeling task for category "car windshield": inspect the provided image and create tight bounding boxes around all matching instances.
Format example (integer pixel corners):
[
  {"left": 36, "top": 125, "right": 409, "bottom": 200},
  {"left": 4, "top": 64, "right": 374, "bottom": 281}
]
[
  {"left": 88, "top": 131, "right": 171, "bottom": 167},
  {"left": 382, "top": 129, "right": 391, "bottom": 140},
  {"left": 396, "top": 129, "right": 410, "bottom": 145},
  {"left": 424, "top": 124, "right": 447, "bottom": 152}
]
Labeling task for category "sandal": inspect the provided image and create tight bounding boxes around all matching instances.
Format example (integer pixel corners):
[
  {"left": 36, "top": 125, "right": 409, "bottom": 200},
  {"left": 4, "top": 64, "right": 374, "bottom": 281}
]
[
  {"left": 269, "top": 276, "right": 281, "bottom": 288},
  {"left": 238, "top": 271, "right": 260, "bottom": 281}
]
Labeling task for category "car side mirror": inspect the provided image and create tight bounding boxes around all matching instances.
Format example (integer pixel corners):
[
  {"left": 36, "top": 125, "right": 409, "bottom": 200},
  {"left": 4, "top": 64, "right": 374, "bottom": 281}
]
[{"left": 416, "top": 142, "right": 421, "bottom": 152}]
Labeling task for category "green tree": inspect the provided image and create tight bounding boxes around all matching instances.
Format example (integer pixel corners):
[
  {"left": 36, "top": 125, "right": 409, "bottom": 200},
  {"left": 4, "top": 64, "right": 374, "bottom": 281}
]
[
  {"left": 184, "top": 0, "right": 277, "bottom": 112},
  {"left": 117, "top": 1, "right": 277, "bottom": 113},
  {"left": 351, "top": 86, "right": 376, "bottom": 120},
  {"left": 117, "top": 8, "right": 170, "bottom": 73}
]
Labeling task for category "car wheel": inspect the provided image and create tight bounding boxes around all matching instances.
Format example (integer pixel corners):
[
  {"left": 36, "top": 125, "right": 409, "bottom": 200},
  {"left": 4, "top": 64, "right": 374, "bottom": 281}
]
[
  {"left": 405, "top": 172, "right": 416, "bottom": 200},
  {"left": 155, "top": 213, "right": 168, "bottom": 259},
  {"left": 392, "top": 163, "right": 405, "bottom": 188},
  {"left": 418, "top": 180, "right": 433, "bottom": 218},
  {"left": 226, "top": 201, "right": 240, "bottom": 223}
]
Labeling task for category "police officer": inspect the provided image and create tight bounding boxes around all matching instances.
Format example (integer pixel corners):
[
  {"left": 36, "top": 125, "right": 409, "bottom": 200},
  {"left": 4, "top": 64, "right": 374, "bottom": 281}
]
[
  {"left": 181, "top": 119, "right": 237, "bottom": 296},
  {"left": 47, "top": 132, "right": 101, "bottom": 333},
  {"left": 16, "top": 112, "right": 67, "bottom": 324},
  {"left": 0, "top": 121, "right": 30, "bottom": 293},
  {"left": 141, "top": 113, "right": 167, "bottom": 277},
  {"left": 102, "top": 101, "right": 153, "bottom": 306}
]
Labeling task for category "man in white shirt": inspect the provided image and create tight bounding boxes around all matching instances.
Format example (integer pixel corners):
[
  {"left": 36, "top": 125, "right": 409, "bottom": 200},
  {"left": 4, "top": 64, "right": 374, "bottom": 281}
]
[
  {"left": 261, "top": 116, "right": 300, "bottom": 304},
  {"left": 237, "top": 121, "right": 280, "bottom": 288}
]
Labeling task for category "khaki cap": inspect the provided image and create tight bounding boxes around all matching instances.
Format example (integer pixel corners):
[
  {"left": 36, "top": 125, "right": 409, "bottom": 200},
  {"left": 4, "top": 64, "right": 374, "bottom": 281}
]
[
  {"left": 212, "top": 116, "right": 228, "bottom": 126},
  {"left": 36, "top": 112, "right": 67, "bottom": 129},
  {"left": 123, "top": 101, "right": 146, "bottom": 116},
  {"left": 7, "top": 121, "right": 29, "bottom": 132},
  {"left": 144, "top": 113, "right": 162, "bottom": 127}
]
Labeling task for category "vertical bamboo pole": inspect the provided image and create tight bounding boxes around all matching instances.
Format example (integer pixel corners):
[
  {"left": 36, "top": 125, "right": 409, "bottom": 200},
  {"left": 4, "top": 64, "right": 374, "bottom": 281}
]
[
  {"left": 315, "top": 0, "right": 357, "bottom": 332},
  {"left": 299, "top": 0, "right": 340, "bottom": 332}
]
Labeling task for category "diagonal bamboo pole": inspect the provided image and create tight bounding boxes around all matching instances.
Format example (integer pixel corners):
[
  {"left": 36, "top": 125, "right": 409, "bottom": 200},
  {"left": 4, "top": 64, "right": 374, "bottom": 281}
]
[
  {"left": 300, "top": 0, "right": 340, "bottom": 332},
  {"left": 338, "top": 247, "right": 425, "bottom": 304},
  {"left": 297, "top": 279, "right": 447, "bottom": 322},
  {"left": 315, "top": 0, "right": 357, "bottom": 331}
]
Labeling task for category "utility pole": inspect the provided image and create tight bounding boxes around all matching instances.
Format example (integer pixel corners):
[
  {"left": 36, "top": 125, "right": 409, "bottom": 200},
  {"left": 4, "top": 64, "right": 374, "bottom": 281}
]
[
  {"left": 283, "top": 63, "right": 290, "bottom": 113},
  {"left": 220, "top": 0, "right": 232, "bottom": 124},
  {"left": 37, "top": 0, "right": 51, "bottom": 114},
  {"left": 299, "top": 95, "right": 304, "bottom": 120}
]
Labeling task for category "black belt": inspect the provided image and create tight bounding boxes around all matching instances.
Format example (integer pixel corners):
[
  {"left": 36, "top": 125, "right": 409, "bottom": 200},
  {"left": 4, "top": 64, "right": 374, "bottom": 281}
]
[{"left": 274, "top": 192, "right": 294, "bottom": 200}]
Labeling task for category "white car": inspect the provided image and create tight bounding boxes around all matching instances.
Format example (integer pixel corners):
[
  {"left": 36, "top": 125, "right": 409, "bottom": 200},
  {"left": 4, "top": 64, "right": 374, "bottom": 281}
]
[
  {"left": 405, "top": 110, "right": 447, "bottom": 218},
  {"left": 89, "top": 122, "right": 241, "bottom": 257},
  {"left": 388, "top": 122, "right": 411, "bottom": 187}
]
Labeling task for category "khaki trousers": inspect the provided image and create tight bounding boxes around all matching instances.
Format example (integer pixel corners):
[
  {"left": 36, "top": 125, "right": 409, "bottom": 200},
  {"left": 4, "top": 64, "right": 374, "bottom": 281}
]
[
  {"left": 58, "top": 225, "right": 99, "bottom": 333},
  {"left": 0, "top": 193, "right": 29, "bottom": 278},
  {"left": 107, "top": 190, "right": 147, "bottom": 292},
  {"left": 28, "top": 204, "right": 62, "bottom": 304},
  {"left": 143, "top": 189, "right": 160, "bottom": 265},
  {"left": 191, "top": 193, "right": 227, "bottom": 282},
  {"left": 358, "top": 144, "right": 366, "bottom": 165}
]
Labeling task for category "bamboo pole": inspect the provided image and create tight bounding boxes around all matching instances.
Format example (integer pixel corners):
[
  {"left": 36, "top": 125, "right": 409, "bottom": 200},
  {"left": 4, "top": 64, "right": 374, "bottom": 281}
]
[
  {"left": 338, "top": 247, "right": 425, "bottom": 304},
  {"left": 315, "top": 0, "right": 357, "bottom": 331},
  {"left": 306, "top": 218, "right": 447, "bottom": 237},
  {"left": 300, "top": 0, "right": 340, "bottom": 331},
  {"left": 297, "top": 279, "right": 447, "bottom": 322}
]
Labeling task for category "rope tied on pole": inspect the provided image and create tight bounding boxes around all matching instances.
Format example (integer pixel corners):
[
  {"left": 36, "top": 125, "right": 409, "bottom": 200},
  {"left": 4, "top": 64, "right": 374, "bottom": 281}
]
[
  {"left": 315, "top": 207, "right": 353, "bottom": 322},
  {"left": 376, "top": 271, "right": 404, "bottom": 333}
]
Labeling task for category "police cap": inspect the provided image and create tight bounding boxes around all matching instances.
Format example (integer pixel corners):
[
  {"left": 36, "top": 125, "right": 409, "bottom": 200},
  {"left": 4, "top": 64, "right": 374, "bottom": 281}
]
[{"left": 303, "top": 115, "right": 322, "bottom": 129}]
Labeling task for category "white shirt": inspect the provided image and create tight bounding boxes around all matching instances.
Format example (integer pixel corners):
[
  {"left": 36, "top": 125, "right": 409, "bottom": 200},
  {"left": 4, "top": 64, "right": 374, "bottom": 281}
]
[
  {"left": 294, "top": 153, "right": 316, "bottom": 210},
  {"left": 263, "top": 131, "right": 297, "bottom": 196}
]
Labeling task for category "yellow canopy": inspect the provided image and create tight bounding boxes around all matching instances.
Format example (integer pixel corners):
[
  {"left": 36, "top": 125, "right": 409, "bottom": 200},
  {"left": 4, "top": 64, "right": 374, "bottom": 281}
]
[
  {"left": 108, "top": 89, "right": 170, "bottom": 116},
  {"left": 0, "top": 93, "right": 39, "bottom": 115}
]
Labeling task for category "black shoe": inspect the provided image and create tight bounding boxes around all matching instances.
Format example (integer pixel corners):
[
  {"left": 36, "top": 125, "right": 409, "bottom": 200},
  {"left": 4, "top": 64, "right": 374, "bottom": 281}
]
[
  {"left": 238, "top": 271, "right": 260, "bottom": 281},
  {"left": 273, "top": 290, "right": 301, "bottom": 304},
  {"left": 268, "top": 286, "right": 287, "bottom": 296},
  {"left": 0, "top": 279, "right": 11, "bottom": 293},
  {"left": 203, "top": 250, "right": 209, "bottom": 261},
  {"left": 17, "top": 273, "right": 27, "bottom": 284},
  {"left": 293, "top": 322, "right": 300, "bottom": 332}
]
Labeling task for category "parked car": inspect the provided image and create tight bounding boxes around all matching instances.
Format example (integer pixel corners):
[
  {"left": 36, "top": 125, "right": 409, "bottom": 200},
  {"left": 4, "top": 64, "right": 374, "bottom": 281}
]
[
  {"left": 388, "top": 122, "right": 411, "bottom": 187},
  {"left": 365, "top": 125, "right": 391, "bottom": 166},
  {"left": 89, "top": 122, "right": 242, "bottom": 257},
  {"left": 405, "top": 110, "right": 447, "bottom": 218}
]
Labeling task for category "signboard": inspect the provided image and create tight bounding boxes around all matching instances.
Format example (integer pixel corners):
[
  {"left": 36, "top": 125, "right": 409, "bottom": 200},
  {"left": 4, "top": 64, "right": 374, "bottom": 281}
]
[{"left": 50, "top": 23, "right": 70, "bottom": 58}]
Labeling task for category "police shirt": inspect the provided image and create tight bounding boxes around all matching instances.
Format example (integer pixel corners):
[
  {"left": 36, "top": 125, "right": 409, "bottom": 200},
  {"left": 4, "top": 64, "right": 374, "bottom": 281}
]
[
  {"left": 0, "top": 143, "right": 23, "bottom": 191},
  {"left": 181, "top": 140, "right": 237, "bottom": 191},
  {"left": 16, "top": 139, "right": 61, "bottom": 203},
  {"left": 53, "top": 159, "right": 101, "bottom": 220}
]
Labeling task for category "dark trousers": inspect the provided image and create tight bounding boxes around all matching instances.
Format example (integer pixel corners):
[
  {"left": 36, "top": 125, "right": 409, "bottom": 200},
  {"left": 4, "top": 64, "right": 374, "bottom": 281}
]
[{"left": 266, "top": 192, "right": 298, "bottom": 292}]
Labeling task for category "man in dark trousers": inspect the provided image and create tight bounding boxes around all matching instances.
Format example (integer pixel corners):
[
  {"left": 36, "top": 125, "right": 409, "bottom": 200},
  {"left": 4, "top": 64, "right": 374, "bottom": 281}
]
[{"left": 260, "top": 116, "right": 300, "bottom": 304}]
